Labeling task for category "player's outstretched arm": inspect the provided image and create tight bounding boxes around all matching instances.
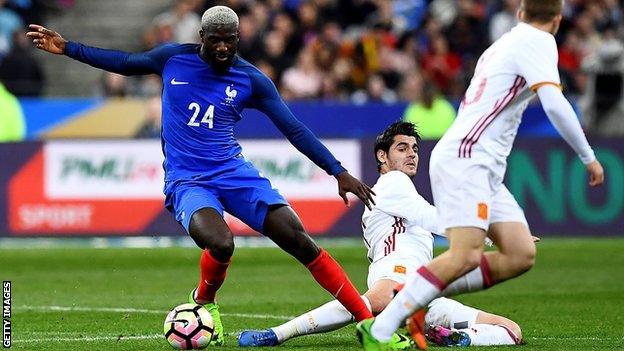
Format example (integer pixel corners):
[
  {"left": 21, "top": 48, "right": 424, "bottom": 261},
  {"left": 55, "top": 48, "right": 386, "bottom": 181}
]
[
  {"left": 335, "top": 171, "right": 376, "bottom": 210},
  {"left": 536, "top": 85, "right": 604, "bottom": 187},
  {"left": 27, "top": 23, "right": 169, "bottom": 76},
  {"left": 26, "top": 24, "right": 66, "bottom": 55},
  {"left": 246, "top": 68, "right": 377, "bottom": 209}
]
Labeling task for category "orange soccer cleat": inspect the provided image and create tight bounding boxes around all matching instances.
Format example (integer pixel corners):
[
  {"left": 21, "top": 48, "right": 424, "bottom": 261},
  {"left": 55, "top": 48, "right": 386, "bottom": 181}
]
[{"left": 406, "top": 309, "right": 428, "bottom": 350}]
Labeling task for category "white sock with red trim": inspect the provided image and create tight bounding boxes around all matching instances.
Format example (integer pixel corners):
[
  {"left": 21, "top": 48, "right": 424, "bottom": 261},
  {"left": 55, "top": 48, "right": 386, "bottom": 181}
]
[
  {"left": 371, "top": 266, "right": 446, "bottom": 341},
  {"left": 441, "top": 255, "right": 494, "bottom": 296},
  {"left": 460, "top": 324, "right": 519, "bottom": 346}
]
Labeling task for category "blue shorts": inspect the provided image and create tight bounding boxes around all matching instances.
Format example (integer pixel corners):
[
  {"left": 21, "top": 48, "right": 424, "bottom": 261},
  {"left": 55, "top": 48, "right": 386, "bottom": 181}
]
[{"left": 165, "top": 160, "right": 288, "bottom": 234}]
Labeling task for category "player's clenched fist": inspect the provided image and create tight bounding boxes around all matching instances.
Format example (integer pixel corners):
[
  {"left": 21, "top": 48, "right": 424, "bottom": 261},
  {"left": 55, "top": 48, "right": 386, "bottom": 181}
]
[
  {"left": 26, "top": 24, "right": 67, "bottom": 55},
  {"left": 586, "top": 159, "right": 604, "bottom": 187}
]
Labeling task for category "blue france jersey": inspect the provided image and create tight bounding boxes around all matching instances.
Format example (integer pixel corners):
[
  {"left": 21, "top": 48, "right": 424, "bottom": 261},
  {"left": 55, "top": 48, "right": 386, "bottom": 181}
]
[{"left": 64, "top": 42, "right": 346, "bottom": 190}]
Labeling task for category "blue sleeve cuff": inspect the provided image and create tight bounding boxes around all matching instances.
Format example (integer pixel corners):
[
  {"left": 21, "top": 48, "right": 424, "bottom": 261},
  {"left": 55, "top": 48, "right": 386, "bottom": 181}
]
[
  {"left": 329, "top": 164, "right": 347, "bottom": 176},
  {"left": 64, "top": 41, "right": 79, "bottom": 57}
]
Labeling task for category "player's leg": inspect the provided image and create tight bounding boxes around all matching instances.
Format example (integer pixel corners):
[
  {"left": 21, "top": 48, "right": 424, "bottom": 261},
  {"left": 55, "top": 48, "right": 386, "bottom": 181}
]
[
  {"left": 484, "top": 222, "right": 535, "bottom": 282},
  {"left": 188, "top": 208, "right": 234, "bottom": 304},
  {"left": 240, "top": 250, "right": 421, "bottom": 347},
  {"left": 425, "top": 297, "right": 521, "bottom": 346},
  {"left": 441, "top": 186, "right": 535, "bottom": 296},
  {"left": 262, "top": 205, "right": 373, "bottom": 322},
  {"left": 167, "top": 184, "right": 230, "bottom": 346},
  {"left": 240, "top": 293, "right": 371, "bottom": 347},
  {"left": 218, "top": 161, "right": 372, "bottom": 322},
  {"left": 239, "top": 279, "right": 413, "bottom": 348},
  {"left": 368, "top": 228, "right": 487, "bottom": 344}
]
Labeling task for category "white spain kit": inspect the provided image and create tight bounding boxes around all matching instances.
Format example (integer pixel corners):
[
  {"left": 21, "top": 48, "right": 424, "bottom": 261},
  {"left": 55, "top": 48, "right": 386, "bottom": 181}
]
[
  {"left": 430, "top": 23, "right": 563, "bottom": 231},
  {"left": 362, "top": 170, "right": 481, "bottom": 328}
]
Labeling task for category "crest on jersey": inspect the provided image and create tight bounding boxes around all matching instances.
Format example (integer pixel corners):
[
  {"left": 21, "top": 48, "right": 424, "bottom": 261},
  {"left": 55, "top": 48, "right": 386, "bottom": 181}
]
[{"left": 224, "top": 85, "right": 237, "bottom": 105}]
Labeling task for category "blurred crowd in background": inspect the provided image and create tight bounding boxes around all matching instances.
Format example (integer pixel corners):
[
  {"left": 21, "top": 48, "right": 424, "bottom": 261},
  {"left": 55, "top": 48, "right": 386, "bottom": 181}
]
[{"left": 0, "top": 0, "right": 623, "bottom": 138}]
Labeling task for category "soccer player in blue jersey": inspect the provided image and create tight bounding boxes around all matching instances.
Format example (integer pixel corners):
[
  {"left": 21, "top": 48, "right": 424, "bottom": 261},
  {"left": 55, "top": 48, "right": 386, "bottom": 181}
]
[{"left": 27, "top": 6, "right": 375, "bottom": 346}]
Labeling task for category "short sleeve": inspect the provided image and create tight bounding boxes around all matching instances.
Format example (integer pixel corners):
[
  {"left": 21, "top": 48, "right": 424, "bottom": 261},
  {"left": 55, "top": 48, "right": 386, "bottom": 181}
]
[{"left": 512, "top": 32, "right": 561, "bottom": 91}]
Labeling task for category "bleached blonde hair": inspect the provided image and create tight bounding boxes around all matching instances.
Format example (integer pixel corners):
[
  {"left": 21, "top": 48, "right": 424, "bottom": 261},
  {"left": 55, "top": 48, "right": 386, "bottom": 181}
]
[{"left": 201, "top": 6, "right": 239, "bottom": 29}]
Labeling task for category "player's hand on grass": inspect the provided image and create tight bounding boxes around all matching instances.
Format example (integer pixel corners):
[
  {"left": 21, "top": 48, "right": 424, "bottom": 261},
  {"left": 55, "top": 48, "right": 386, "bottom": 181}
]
[
  {"left": 335, "top": 171, "right": 376, "bottom": 210},
  {"left": 26, "top": 24, "right": 67, "bottom": 55},
  {"left": 586, "top": 160, "right": 604, "bottom": 187}
]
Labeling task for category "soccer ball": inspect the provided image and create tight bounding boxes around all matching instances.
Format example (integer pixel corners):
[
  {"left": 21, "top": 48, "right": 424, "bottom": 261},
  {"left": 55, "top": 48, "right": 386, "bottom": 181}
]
[{"left": 163, "top": 303, "right": 214, "bottom": 349}]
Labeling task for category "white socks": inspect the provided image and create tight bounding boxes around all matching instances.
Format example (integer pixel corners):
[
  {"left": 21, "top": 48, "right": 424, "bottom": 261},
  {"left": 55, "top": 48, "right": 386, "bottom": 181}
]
[
  {"left": 441, "top": 265, "right": 484, "bottom": 296},
  {"left": 371, "top": 267, "right": 444, "bottom": 341},
  {"left": 271, "top": 296, "right": 371, "bottom": 343},
  {"left": 441, "top": 255, "right": 493, "bottom": 297},
  {"left": 460, "top": 324, "right": 518, "bottom": 346}
]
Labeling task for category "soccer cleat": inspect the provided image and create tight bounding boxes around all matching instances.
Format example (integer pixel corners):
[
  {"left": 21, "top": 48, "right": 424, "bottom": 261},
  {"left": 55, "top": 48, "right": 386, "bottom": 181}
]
[
  {"left": 389, "top": 332, "right": 413, "bottom": 350},
  {"left": 426, "top": 325, "right": 471, "bottom": 347},
  {"left": 355, "top": 319, "right": 412, "bottom": 351},
  {"left": 406, "top": 309, "right": 428, "bottom": 350},
  {"left": 204, "top": 303, "right": 224, "bottom": 345},
  {"left": 238, "top": 329, "right": 279, "bottom": 347},
  {"left": 188, "top": 288, "right": 224, "bottom": 346}
]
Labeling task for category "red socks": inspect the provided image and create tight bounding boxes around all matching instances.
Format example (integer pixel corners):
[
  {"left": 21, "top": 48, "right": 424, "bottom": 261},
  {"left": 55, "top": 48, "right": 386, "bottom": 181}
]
[
  {"left": 480, "top": 255, "right": 494, "bottom": 288},
  {"left": 195, "top": 250, "right": 230, "bottom": 303},
  {"left": 306, "top": 248, "right": 373, "bottom": 321}
]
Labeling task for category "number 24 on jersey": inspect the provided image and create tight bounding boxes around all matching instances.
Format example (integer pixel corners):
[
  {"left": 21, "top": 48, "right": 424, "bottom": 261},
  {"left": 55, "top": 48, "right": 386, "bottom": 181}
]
[{"left": 187, "top": 102, "right": 214, "bottom": 128}]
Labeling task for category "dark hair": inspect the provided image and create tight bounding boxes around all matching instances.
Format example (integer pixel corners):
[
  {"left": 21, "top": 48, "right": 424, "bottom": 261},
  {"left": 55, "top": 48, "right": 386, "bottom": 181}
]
[
  {"left": 374, "top": 121, "right": 421, "bottom": 171},
  {"left": 521, "top": 0, "right": 562, "bottom": 23}
]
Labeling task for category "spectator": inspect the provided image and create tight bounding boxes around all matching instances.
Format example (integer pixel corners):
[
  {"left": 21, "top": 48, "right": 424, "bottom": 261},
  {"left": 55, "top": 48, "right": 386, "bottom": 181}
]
[
  {"left": 402, "top": 71, "right": 455, "bottom": 140},
  {"left": 420, "top": 34, "right": 461, "bottom": 94},
  {"left": 135, "top": 95, "right": 162, "bottom": 139},
  {"left": 259, "top": 30, "right": 292, "bottom": 83},
  {"left": 152, "top": 0, "right": 201, "bottom": 44},
  {"left": 0, "top": 0, "right": 23, "bottom": 57},
  {"left": 297, "top": 0, "right": 321, "bottom": 45},
  {"left": 351, "top": 73, "right": 397, "bottom": 104},
  {"left": 0, "top": 29, "right": 44, "bottom": 96},
  {"left": 489, "top": 0, "right": 519, "bottom": 42},
  {"left": 238, "top": 12, "right": 263, "bottom": 62},
  {"left": 99, "top": 72, "right": 128, "bottom": 98},
  {"left": 281, "top": 48, "right": 323, "bottom": 100},
  {"left": 559, "top": 30, "right": 585, "bottom": 94},
  {"left": 580, "top": 30, "right": 624, "bottom": 136},
  {"left": 0, "top": 80, "right": 25, "bottom": 141}
]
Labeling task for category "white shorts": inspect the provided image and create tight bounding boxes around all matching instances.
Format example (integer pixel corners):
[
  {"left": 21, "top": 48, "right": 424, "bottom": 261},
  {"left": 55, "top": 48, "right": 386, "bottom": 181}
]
[
  {"left": 366, "top": 250, "right": 431, "bottom": 289},
  {"left": 425, "top": 297, "right": 481, "bottom": 330},
  {"left": 429, "top": 156, "right": 528, "bottom": 231}
]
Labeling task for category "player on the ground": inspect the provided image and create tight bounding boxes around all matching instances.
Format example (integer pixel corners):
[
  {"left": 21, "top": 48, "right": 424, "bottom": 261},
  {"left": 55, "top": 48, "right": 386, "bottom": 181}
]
[
  {"left": 27, "top": 5, "right": 376, "bottom": 346},
  {"left": 238, "top": 122, "right": 523, "bottom": 349},
  {"left": 356, "top": 1, "right": 605, "bottom": 350}
]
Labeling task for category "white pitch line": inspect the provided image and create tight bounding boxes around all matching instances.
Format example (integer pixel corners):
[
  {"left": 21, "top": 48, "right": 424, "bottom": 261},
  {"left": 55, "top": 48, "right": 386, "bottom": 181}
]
[
  {"left": 15, "top": 305, "right": 295, "bottom": 320},
  {"left": 13, "top": 333, "right": 623, "bottom": 344},
  {"left": 528, "top": 336, "right": 623, "bottom": 341},
  {"left": 13, "top": 334, "right": 163, "bottom": 343}
]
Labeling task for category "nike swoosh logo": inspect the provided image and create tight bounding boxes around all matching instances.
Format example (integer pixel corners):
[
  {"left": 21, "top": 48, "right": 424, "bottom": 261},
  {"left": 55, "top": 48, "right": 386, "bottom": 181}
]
[
  {"left": 171, "top": 78, "right": 189, "bottom": 85},
  {"left": 165, "top": 318, "right": 189, "bottom": 327}
]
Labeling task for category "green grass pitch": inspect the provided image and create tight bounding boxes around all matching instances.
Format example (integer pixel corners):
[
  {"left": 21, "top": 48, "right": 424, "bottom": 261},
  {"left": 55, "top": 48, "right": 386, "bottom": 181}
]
[{"left": 2, "top": 238, "right": 623, "bottom": 350}]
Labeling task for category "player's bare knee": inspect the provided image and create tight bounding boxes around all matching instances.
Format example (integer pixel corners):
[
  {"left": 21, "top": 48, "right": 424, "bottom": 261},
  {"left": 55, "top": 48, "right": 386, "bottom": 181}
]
[
  {"left": 211, "top": 238, "right": 235, "bottom": 261},
  {"left": 511, "top": 244, "right": 536, "bottom": 275},
  {"left": 368, "top": 299, "right": 387, "bottom": 315},
  {"left": 280, "top": 228, "right": 319, "bottom": 264},
  {"left": 364, "top": 290, "right": 392, "bottom": 315}
]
